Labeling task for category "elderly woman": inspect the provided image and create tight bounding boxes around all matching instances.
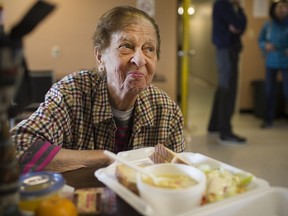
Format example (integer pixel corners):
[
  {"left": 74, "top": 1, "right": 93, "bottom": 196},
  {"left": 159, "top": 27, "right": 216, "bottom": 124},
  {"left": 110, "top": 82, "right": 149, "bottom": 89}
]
[{"left": 11, "top": 6, "right": 185, "bottom": 173}]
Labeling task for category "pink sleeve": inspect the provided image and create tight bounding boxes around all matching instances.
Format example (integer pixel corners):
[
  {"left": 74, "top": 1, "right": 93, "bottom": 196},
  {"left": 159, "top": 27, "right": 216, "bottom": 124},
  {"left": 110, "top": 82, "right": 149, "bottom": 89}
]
[{"left": 19, "top": 140, "right": 61, "bottom": 174}]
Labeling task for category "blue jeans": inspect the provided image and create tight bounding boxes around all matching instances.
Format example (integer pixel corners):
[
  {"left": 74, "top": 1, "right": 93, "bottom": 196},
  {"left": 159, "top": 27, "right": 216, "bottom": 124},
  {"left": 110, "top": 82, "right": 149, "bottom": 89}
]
[
  {"left": 264, "top": 67, "right": 288, "bottom": 123},
  {"left": 208, "top": 43, "right": 241, "bottom": 136}
]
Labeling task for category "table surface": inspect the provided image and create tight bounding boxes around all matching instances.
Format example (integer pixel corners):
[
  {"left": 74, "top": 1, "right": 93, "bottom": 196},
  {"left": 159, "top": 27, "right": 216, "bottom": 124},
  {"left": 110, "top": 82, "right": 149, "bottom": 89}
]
[{"left": 62, "top": 167, "right": 142, "bottom": 216}]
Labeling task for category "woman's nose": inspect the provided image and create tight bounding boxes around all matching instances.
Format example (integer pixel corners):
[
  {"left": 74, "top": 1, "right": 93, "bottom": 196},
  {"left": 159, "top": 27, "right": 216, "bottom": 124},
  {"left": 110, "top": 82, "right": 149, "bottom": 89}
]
[{"left": 131, "top": 49, "right": 146, "bottom": 67}]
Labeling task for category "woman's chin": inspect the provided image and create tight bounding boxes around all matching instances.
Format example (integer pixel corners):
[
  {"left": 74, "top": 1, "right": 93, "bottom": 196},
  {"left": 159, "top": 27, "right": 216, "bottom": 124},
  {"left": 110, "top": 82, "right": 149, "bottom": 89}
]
[
  {"left": 127, "top": 85, "right": 148, "bottom": 94},
  {"left": 126, "top": 80, "right": 149, "bottom": 92}
]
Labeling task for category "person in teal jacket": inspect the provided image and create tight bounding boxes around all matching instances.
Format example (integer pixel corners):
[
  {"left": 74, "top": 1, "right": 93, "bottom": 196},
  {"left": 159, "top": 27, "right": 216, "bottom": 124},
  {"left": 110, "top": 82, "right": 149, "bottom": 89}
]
[{"left": 258, "top": 0, "right": 288, "bottom": 128}]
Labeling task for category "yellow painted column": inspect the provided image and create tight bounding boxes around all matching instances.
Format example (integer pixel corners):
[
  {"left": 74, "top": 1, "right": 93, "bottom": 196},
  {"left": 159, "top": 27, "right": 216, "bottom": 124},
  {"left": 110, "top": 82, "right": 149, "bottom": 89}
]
[{"left": 181, "top": 0, "right": 190, "bottom": 126}]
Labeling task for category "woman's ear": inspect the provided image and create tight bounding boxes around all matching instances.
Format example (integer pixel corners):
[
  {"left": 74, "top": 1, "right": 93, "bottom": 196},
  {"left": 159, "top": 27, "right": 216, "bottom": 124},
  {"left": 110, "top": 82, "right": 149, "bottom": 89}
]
[{"left": 94, "top": 47, "right": 102, "bottom": 64}]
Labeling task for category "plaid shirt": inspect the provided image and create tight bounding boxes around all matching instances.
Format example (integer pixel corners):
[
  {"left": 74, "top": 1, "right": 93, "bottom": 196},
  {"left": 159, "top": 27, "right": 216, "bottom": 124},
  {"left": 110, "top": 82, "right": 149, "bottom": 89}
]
[{"left": 11, "top": 70, "right": 185, "bottom": 172}]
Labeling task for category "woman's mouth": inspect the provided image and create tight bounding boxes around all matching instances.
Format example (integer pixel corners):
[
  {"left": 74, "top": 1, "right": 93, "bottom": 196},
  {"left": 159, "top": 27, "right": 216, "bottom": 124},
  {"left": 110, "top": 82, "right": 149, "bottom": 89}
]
[{"left": 128, "top": 71, "right": 144, "bottom": 78}]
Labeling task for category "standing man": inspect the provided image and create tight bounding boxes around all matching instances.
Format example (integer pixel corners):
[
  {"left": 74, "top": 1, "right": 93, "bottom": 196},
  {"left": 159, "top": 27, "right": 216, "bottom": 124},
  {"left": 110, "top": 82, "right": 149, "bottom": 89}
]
[{"left": 208, "top": 0, "right": 247, "bottom": 144}]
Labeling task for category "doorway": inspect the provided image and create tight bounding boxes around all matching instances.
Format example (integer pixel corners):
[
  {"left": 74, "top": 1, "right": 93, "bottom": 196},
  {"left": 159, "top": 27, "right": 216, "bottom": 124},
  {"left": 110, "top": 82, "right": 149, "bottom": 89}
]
[{"left": 177, "top": 0, "right": 217, "bottom": 132}]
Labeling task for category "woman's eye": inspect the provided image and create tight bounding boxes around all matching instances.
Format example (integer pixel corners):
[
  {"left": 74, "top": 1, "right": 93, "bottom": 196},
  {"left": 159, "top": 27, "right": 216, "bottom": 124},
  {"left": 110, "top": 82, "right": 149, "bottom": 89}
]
[
  {"left": 144, "top": 46, "right": 156, "bottom": 56},
  {"left": 147, "top": 47, "right": 155, "bottom": 52},
  {"left": 120, "top": 43, "right": 133, "bottom": 49},
  {"left": 118, "top": 43, "right": 134, "bottom": 54}
]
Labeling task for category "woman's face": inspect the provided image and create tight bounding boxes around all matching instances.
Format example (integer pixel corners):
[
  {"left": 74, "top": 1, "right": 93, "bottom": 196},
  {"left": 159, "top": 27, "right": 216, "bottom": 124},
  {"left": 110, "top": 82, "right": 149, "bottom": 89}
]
[
  {"left": 275, "top": 2, "right": 288, "bottom": 20},
  {"left": 97, "top": 20, "right": 158, "bottom": 97}
]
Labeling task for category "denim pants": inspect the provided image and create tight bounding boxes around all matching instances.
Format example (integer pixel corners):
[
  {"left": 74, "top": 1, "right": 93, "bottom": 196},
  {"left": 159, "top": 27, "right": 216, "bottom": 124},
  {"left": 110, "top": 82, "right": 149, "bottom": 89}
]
[
  {"left": 208, "top": 44, "right": 241, "bottom": 136},
  {"left": 264, "top": 67, "right": 288, "bottom": 123}
]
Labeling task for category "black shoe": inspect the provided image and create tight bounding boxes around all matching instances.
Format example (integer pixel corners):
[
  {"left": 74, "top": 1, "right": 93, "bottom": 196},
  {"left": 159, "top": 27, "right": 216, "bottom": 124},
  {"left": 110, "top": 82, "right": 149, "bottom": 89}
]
[
  {"left": 218, "top": 133, "right": 247, "bottom": 145},
  {"left": 260, "top": 122, "right": 272, "bottom": 129}
]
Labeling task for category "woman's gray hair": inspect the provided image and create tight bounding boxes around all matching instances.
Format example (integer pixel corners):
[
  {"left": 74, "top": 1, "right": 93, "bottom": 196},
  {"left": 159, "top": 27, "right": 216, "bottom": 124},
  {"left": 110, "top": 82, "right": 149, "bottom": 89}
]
[{"left": 92, "top": 6, "right": 161, "bottom": 60}]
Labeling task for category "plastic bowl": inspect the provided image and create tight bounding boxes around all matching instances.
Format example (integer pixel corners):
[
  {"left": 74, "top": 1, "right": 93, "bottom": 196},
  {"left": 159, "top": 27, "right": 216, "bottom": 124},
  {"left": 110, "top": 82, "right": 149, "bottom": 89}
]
[{"left": 136, "top": 163, "right": 206, "bottom": 216}]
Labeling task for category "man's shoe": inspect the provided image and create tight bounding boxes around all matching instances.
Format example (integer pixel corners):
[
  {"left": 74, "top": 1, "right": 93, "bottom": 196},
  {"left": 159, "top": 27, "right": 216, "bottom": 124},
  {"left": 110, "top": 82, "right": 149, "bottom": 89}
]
[{"left": 218, "top": 133, "right": 247, "bottom": 145}]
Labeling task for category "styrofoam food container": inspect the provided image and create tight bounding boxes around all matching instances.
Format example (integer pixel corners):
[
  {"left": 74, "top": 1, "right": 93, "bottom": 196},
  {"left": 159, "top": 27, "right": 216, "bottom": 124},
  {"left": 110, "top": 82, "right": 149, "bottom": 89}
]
[
  {"left": 95, "top": 148, "right": 271, "bottom": 216},
  {"left": 181, "top": 187, "right": 288, "bottom": 216},
  {"left": 136, "top": 163, "right": 206, "bottom": 216}
]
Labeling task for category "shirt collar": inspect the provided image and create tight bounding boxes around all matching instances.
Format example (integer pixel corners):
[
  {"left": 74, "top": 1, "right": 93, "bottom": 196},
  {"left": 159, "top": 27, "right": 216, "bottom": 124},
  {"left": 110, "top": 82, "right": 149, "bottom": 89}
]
[{"left": 92, "top": 79, "right": 154, "bottom": 128}]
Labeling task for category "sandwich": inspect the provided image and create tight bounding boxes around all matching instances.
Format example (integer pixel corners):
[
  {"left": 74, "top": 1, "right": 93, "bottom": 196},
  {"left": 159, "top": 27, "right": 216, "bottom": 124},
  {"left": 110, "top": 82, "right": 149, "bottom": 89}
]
[
  {"left": 115, "top": 164, "right": 139, "bottom": 195},
  {"left": 149, "top": 143, "right": 192, "bottom": 165}
]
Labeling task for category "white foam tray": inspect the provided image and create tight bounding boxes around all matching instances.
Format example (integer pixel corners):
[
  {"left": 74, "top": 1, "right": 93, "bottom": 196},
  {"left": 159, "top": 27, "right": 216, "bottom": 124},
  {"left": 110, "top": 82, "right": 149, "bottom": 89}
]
[
  {"left": 95, "top": 147, "right": 286, "bottom": 216},
  {"left": 183, "top": 187, "right": 288, "bottom": 216}
]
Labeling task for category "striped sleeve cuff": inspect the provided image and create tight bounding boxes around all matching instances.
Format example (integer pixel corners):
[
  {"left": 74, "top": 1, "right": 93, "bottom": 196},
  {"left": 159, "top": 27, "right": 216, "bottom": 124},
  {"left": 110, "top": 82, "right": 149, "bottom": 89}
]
[{"left": 19, "top": 140, "right": 61, "bottom": 174}]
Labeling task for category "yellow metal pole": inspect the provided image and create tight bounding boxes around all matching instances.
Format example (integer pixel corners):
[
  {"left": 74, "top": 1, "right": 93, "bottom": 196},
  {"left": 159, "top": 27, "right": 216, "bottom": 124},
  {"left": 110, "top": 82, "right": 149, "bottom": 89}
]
[{"left": 181, "top": 0, "right": 190, "bottom": 126}]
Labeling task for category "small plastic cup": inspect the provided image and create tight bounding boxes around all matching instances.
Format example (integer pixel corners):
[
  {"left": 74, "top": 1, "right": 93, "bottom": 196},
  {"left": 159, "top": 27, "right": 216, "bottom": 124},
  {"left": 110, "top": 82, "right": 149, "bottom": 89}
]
[{"left": 19, "top": 171, "right": 65, "bottom": 215}]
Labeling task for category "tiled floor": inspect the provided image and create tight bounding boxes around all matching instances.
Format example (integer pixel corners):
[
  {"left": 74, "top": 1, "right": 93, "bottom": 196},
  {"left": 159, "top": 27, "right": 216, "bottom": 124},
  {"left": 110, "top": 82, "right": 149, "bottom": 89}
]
[{"left": 184, "top": 76, "right": 288, "bottom": 188}]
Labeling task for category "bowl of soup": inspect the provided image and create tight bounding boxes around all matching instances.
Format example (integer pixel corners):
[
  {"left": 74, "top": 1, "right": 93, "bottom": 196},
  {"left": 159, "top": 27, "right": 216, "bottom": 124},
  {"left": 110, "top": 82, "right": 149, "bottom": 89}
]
[{"left": 136, "top": 163, "right": 206, "bottom": 215}]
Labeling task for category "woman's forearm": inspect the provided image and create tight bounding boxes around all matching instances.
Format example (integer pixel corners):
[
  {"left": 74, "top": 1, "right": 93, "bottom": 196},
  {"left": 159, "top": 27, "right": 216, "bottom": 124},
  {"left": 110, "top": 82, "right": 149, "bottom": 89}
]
[{"left": 44, "top": 149, "right": 113, "bottom": 173}]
